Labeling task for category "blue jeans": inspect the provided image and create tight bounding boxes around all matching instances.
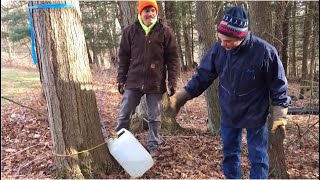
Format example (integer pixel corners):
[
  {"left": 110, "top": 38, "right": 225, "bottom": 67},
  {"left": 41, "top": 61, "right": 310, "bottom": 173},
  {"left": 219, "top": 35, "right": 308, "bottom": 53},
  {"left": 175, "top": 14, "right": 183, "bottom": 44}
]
[
  {"left": 221, "top": 123, "right": 269, "bottom": 179},
  {"left": 115, "top": 90, "right": 162, "bottom": 150}
]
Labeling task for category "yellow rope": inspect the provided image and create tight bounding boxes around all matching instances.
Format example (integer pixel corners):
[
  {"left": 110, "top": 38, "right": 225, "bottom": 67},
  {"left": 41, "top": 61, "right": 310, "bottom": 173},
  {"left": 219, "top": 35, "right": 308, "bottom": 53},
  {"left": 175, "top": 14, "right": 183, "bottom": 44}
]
[
  {"left": 52, "top": 140, "right": 109, "bottom": 157},
  {"left": 51, "top": 131, "right": 118, "bottom": 157}
]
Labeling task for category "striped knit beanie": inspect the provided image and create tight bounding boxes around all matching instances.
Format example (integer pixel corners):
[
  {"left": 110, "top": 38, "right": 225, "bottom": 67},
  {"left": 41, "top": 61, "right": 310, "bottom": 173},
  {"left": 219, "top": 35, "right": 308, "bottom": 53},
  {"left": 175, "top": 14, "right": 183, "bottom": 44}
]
[{"left": 217, "top": 6, "right": 248, "bottom": 39}]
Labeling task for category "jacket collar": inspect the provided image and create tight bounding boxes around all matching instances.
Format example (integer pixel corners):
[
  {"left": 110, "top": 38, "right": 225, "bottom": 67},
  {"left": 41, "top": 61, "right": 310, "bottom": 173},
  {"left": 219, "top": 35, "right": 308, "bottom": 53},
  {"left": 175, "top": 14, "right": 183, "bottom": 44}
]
[
  {"left": 230, "top": 31, "right": 252, "bottom": 54},
  {"left": 135, "top": 18, "right": 163, "bottom": 30}
]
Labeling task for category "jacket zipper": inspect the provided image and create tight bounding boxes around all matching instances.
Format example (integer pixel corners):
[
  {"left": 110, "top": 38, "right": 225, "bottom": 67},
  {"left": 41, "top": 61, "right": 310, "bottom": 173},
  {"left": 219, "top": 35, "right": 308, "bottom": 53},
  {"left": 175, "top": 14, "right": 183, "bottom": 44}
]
[
  {"left": 232, "top": 50, "right": 251, "bottom": 96},
  {"left": 142, "top": 34, "right": 150, "bottom": 91},
  {"left": 226, "top": 51, "right": 235, "bottom": 95}
]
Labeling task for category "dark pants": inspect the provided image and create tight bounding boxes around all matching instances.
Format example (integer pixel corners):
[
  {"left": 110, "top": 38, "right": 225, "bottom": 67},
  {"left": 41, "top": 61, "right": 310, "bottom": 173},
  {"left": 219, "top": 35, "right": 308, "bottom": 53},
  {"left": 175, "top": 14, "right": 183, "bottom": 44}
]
[
  {"left": 115, "top": 90, "right": 162, "bottom": 150},
  {"left": 221, "top": 123, "right": 269, "bottom": 179}
]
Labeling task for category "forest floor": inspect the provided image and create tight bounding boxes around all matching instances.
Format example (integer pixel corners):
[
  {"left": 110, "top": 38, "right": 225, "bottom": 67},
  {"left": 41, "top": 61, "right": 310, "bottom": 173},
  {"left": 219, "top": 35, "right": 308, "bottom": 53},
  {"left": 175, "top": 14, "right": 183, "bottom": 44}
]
[{"left": 1, "top": 65, "right": 319, "bottom": 179}]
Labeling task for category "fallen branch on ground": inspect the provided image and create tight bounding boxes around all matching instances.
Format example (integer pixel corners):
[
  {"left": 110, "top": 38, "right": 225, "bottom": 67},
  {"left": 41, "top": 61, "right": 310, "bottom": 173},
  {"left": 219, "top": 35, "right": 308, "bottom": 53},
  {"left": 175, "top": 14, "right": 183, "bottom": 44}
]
[
  {"left": 293, "top": 120, "right": 319, "bottom": 144},
  {"left": 1, "top": 96, "right": 45, "bottom": 116}
]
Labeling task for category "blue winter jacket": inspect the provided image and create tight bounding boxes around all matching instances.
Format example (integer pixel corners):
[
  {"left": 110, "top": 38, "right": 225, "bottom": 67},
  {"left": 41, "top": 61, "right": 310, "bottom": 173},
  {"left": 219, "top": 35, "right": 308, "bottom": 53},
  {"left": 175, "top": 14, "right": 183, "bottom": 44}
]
[{"left": 185, "top": 32, "right": 291, "bottom": 128}]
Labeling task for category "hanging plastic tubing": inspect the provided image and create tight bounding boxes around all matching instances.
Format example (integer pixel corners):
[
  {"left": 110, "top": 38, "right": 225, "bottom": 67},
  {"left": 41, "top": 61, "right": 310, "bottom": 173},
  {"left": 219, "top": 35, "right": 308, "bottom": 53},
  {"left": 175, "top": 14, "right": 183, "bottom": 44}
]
[{"left": 28, "top": 3, "right": 78, "bottom": 64}]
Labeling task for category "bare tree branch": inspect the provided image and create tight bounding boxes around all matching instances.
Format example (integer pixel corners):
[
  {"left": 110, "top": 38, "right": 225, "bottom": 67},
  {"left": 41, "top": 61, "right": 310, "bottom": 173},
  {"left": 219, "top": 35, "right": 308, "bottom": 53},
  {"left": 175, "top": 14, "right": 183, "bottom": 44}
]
[{"left": 1, "top": 96, "right": 45, "bottom": 116}]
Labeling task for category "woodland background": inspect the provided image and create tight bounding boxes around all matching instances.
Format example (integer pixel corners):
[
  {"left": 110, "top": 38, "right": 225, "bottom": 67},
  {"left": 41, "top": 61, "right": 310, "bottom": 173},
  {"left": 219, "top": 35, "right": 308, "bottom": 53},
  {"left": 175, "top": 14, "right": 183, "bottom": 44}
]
[{"left": 1, "top": 0, "right": 319, "bottom": 179}]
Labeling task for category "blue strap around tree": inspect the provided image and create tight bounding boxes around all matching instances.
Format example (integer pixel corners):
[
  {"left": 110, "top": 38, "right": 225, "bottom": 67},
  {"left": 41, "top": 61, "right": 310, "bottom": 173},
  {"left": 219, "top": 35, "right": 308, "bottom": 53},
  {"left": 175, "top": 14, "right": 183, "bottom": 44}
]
[{"left": 28, "top": 3, "right": 78, "bottom": 65}]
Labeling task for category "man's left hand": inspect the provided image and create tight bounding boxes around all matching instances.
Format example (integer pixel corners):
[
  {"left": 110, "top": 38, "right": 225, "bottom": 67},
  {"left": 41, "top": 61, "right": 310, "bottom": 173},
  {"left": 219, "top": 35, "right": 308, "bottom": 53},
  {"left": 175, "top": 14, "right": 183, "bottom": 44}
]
[
  {"left": 271, "top": 106, "right": 288, "bottom": 134},
  {"left": 271, "top": 118, "right": 287, "bottom": 133}
]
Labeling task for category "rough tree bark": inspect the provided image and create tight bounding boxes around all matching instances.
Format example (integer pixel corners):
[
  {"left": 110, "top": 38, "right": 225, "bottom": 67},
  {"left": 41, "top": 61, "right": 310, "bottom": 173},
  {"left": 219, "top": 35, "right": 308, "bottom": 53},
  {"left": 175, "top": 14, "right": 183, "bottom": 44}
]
[
  {"left": 117, "top": 1, "right": 137, "bottom": 31},
  {"left": 181, "top": 2, "right": 192, "bottom": 70},
  {"left": 281, "top": 2, "right": 290, "bottom": 75},
  {"left": 301, "top": 2, "right": 312, "bottom": 80},
  {"left": 30, "top": 0, "right": 118, "bottom": 178},
  {"left": 274, "top": 2, "right": 284, "bottom": 60},
  {"left": 165, "top": 1, "right": 184, "bottom": 72},
  {"left": 157, "top": 1, "right": 166, "bottom": 24},
  {"left": 300, "top": 2, "right": 312, "bottom": 98},
  {"left": 195, "top": 1, "right": 220, "bottom": 136},
  {"left": 290, "top": 1, "right": 297, "bottom": 78},
  {"left": 309, "top": 1, "right": 318, "bottom": 82},
  {"left": 248, "top": 2, "right": 289, "bottom": 178}
]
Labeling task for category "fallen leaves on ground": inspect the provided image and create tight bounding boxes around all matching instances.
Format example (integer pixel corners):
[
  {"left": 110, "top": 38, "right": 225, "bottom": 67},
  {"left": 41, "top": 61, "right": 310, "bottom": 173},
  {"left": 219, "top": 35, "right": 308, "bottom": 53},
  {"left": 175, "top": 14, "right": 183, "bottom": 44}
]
[{"left": 1, "top": 68, "right": 319, "bottom": 179}]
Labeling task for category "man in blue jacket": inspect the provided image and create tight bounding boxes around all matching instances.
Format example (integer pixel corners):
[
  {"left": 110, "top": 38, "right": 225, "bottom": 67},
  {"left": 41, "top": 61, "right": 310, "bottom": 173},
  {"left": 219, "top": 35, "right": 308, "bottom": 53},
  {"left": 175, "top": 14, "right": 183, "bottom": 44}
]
[{"left": 166, "top": 6, "right": 291, "bottom": 179}]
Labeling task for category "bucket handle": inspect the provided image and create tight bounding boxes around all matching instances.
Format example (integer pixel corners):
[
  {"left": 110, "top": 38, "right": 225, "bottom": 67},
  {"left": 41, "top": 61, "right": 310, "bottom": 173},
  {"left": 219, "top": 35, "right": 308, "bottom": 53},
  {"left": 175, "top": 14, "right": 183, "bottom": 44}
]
[{"left": 116, "top": 128, "right": 127, "bottom": 137}]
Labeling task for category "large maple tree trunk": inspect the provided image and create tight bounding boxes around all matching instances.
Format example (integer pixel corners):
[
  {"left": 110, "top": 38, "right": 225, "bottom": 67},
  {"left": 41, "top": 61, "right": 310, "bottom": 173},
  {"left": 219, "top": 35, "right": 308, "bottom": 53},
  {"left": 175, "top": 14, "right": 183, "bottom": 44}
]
[{"left": 30, "top": 1, "right": 118, "bottom": 178}]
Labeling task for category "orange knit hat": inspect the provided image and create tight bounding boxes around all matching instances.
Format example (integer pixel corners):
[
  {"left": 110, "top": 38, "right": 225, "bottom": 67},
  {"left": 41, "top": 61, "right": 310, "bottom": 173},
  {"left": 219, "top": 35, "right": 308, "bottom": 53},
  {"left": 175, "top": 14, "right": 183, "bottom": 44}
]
[{"left": 138, "top": 0, "right": 158, "bottom": 15}]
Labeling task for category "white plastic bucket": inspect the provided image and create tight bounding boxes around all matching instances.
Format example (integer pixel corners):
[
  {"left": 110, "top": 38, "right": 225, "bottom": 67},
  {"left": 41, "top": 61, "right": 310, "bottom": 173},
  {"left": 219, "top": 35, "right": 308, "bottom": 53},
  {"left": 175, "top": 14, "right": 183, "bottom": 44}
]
[{"left": 107, "top": 128, "right": 154, "bottom": 177}]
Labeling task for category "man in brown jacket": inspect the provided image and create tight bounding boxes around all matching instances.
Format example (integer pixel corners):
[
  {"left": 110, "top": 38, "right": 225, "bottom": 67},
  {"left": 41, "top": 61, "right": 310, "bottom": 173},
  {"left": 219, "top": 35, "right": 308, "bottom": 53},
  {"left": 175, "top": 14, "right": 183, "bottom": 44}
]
[{"left": 115, "top": 0, "right": 179, "bottom": 157}]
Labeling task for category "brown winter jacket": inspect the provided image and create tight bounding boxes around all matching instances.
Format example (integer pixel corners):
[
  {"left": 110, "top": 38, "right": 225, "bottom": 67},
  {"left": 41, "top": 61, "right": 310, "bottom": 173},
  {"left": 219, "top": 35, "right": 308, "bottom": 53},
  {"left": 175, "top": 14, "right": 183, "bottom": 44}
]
[{"left": 117, "top": 19, "right": 179, "bottom": 94}]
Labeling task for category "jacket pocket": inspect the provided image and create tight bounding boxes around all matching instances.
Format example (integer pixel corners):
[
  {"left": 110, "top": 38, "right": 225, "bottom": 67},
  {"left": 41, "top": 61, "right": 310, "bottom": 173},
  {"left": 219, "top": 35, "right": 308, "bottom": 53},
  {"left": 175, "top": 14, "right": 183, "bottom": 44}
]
[{"left": 237, "top": 67, "right": 259, "bottom": 95}]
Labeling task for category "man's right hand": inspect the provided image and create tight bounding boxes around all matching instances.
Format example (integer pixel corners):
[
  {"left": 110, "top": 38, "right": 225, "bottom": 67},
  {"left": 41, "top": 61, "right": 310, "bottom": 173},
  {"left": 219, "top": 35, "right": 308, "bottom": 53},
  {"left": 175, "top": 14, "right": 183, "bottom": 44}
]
[
  {"left": 165, "top": 88, "right": 192, "bottom": 118},
  {"left": 117, "top": 82, "right": 125, "bottom": 95}
]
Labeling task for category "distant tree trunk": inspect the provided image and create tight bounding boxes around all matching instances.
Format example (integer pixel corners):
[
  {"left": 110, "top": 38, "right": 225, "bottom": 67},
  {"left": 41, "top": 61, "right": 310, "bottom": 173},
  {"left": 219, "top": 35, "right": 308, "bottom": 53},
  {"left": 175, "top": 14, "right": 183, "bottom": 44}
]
[
  {"left": 164, "top": 2, "right": 175, "bottom": 30},
  {"left": 9, "top": 42, "right": 15, "bottom": 60},
  {"left": 300, "top": 2, "right": 312, "bottom": 98},
  {"left": 248, "top": 2, "right": 273, "bottom": 42},
  {"left": 212, "top": 1, "right": 224, "bottom": 40},
  {"left": 182, "top": 3, "right": 192, "bottom": 70},
  {"left": 248, "top": 2, "right": 289, "bottom": 178},
  {"left": 109, "top": 5, "right": 119, "bottom": 69},
  {"left": 177, "top": 36, "right": 185, "bottom": 71},
  {"left": 281, "top": 2, "right": 290, "bottom": 75},
  {"left": 213, "top": 1, "right": 224, "bottom": 25},
  {"left": 89, "top": 43, "right": 99, "bottom": 68},
  {"left": 195, "top": 1, "right": 220, "bottom": 136},
  {"left": 312, "top": 2, "right": 319, "bottom": 81},
  {"left": 165, "top": 1, "right": 184, "bottom": 72},
  {"left": 274, "top": 2, "right": 284, "bottom": 59},
  {"left": 2, "top": 8, "right": 12, "bottom": 62},
  {"left": 309, "top": 26, "right": 316, "bottom": 82},
  {"left": 7, "top": 39, "right": 14, "bottom": 63},
  {"left": 188, "top": 1, "right": 194, "bottom": 63},
  {"left": 99, "top": 54, "right": 106, "bottom": 70},
  {"left": 301, "top": 2, "right": 312, "bottom": 80},
  {"left": 86, "top": 41, "right": 93, "bottom": 66},
  {"left": 117, "top": 1, "right": 137, "bottom": 31},
  {"left": 309, "top": 1, "right": 317, "bottom": 82},
  {"left": 29, "top": 0, "right": 118, "bottom": 178},
  {"left": 109, "top": 48, "right": 118, "bottom": 69},
  {"left": 290, "top": 2, "right": 297, "bottom": 78},
  {"left": 157, "top": 1, "right": 166, "bottom": 24},
  {"left": 93, "top": 50, "right": 100, "bottom": 68}
]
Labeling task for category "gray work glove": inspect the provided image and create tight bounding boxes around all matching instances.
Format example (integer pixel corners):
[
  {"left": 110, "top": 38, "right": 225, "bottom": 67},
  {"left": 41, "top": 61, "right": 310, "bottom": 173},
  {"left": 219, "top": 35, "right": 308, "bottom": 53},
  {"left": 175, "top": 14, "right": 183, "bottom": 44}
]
[
  {"left": 271, "top": 106, "right": 288, "bottom": 134},
  {"left": 165, "top": 88, "right": 192, "bottom": 118}
]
